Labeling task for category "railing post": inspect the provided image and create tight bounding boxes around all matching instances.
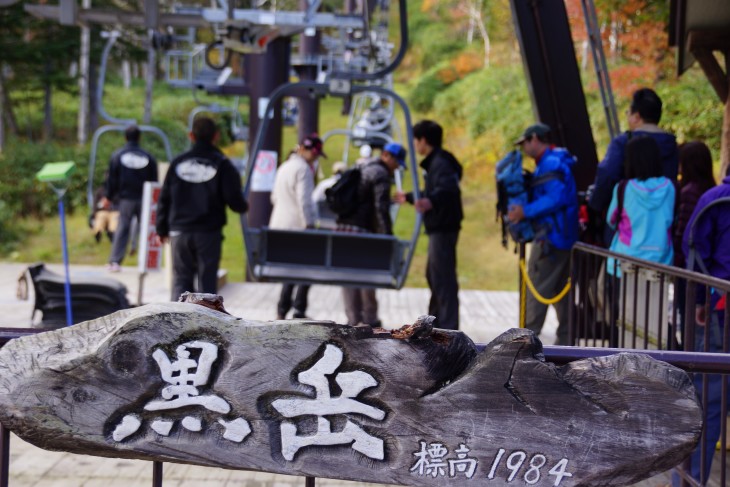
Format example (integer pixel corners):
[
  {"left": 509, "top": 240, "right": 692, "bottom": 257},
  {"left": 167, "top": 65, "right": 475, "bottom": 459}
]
[
  {"left": 0, "top": 423, "right": 9, "bottom": 487},
  {"left": 305, "top": 475, "right": 316, "bottom": 486},
  {"left": 152, "top": 461, "right": 163, "bottom": 487}
]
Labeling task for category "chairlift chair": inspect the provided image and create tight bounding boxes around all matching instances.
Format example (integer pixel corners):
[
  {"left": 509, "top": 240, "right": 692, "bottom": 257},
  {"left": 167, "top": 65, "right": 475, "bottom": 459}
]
[
  {"left": 87, "top": 31, "right": 174, "bottom": 210},
  {"left": 242, "top": 80, "right": 421, "bottom": 290}
]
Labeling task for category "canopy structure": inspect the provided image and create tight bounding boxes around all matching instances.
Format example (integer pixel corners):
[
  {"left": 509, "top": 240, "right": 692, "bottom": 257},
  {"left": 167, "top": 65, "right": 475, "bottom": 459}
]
[{"left": 670, "top": 0, "right": 730, "bottom": 170}]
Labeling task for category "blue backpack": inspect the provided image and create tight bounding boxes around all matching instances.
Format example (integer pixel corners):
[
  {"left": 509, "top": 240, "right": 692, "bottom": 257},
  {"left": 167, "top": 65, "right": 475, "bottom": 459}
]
[{"left": 495, "top": 150, "right": 562, "bottom": 247}]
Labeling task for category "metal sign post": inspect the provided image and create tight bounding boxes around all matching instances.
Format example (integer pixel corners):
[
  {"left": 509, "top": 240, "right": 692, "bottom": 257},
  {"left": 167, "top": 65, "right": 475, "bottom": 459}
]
[
  {"left": 36, "top": 161, "right": 77, "bottom": 327},
  {"left": 137, "top": 182, "right": 163, "bottom": 305}
]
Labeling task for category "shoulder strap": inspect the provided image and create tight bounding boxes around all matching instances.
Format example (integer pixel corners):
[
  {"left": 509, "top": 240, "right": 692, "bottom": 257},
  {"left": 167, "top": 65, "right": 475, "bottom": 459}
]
[{"left": 529, "top": 170, "right": 563, "bottom": 188}]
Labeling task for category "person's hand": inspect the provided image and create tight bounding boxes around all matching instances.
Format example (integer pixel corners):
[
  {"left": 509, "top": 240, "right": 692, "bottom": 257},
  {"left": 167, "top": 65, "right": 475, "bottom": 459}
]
[
  {"left": 507, "top": 204, "right": 525, "bottom": 223},
  {"left": 414, "top": 197, "right": 433, "bottom": 213},
  {"left": 100, "top": 197, "right": 112, "bottom": 210},
  {"left": 155, "top": 235, "right": 169, "bottom": 245},
  {"left": 695, "top": 305, "right": 707, "bottom": 326},
  {"left": 394, "top": 192, "right": 407, "bottom": 204}
]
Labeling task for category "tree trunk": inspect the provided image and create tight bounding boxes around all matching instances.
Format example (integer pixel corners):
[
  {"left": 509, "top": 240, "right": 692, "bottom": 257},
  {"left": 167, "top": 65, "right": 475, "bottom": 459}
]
[
  {"left": 88, "top": 62, "right": 99, "bottom": 133},
  {"left": 77, "top": 5, "right": 91, "bottom": 145},
  {"left": 144, "top": 30, "right": 155, "bottom": 124},
  {"left": 0, "top": 74, "right": 4, "bottom": 153},
  {"left": 122, "top": 60, "right": 131, "bottom": 89},
  {"left": 0, "top": 66, "right": 19, "bottom": 136},
  {"left": 43, "top": 63, "right": 53, "bottom": 142}
]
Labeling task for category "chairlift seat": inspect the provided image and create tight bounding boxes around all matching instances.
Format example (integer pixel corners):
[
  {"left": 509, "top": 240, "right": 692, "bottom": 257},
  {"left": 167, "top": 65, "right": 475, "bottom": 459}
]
[
  {"left": 27, "top": 263, "right": 130, "bottom": 328},
  {"left": 250, "top": 228, "right": 408, "bottom": 288}
]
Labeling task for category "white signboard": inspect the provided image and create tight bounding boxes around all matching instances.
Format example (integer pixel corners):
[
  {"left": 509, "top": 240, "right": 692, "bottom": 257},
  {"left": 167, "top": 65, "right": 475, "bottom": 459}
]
[
  {"left": 137, "top": 182, "right": 163, "bottom": 273},
  {"left": 250, "top": 150, "right": 278, "bottom": 192}
]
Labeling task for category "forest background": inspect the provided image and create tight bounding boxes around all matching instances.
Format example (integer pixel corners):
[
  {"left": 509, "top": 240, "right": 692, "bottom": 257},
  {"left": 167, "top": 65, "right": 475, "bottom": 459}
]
[{"left": 0, "top": 0, "right": 724, "bottom": 290}]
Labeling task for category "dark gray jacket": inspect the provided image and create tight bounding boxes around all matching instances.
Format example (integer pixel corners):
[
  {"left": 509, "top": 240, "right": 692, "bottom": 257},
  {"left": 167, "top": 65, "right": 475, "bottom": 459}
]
[{"left": 337, "top": 160, "right": 392, "bottom": 234}]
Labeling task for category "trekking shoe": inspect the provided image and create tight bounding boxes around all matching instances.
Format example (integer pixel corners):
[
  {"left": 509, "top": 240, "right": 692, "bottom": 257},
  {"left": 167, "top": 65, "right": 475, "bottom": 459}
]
[
  {"left": 276, "top": 313, "right": 286, "bottom": 320},
  {"left": 107, "top": 262, "right": 121, "bottom": 273},
  {"left": 292, "top": 311, "right": 311, "bottom": 320}
]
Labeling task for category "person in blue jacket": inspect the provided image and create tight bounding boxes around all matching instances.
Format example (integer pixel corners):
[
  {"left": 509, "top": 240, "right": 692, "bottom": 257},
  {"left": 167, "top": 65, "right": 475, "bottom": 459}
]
[
  {"left": 507, "top": 123, "right": 579, "bottom": 345},
  {"left": 588, "top": 87, "right": 678, "bottom": 246}
]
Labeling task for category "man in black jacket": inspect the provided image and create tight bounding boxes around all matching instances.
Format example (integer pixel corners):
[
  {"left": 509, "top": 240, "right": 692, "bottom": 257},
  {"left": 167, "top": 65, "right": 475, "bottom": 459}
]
[
  {"left": 106, "top": 125, "right": 158, "bottom": 272},
  {"left": 337, "top": 142, "right": 406, "bottom": 326},
  {"left": 396, "top": 120, "right": 463, "bottom": 330},
  {"left": 156, "top": 117, "right": 248, "bottom": 301}
]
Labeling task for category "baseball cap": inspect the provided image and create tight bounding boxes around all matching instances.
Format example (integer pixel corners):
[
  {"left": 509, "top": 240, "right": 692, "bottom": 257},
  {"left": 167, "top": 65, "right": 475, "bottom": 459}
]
[
  {"left": 514, "top": 123, "right": 551, "bottom": 145},
  {"left": 301, "top": 133, "right": 327, "bottom": 158},
  {"left": 383, "top": 142, "right": 407, "bottom": 168}
]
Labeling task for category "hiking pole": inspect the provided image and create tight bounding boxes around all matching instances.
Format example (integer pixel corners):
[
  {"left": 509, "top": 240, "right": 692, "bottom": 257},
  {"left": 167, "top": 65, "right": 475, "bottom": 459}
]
[{"left": 36, "top": 162, "right": 77, "bottom": 327}]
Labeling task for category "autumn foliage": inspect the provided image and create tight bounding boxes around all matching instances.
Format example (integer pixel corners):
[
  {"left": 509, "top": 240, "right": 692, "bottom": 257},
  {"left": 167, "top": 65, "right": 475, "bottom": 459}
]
[{"left": 565, "top": 0, "right": 672, "bottom": 97}]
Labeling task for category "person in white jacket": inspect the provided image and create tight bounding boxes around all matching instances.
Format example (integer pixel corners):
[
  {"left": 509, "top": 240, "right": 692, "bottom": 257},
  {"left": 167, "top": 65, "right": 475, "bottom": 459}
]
[{"left": 270, "top": 133, "right": 326, "bottom": 319}]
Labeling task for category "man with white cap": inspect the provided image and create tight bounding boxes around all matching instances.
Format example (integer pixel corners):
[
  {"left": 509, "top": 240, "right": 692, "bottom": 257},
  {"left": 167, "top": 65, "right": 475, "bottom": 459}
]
[{"left": 338, "top": 141, "right": 407, "bottom": 327}]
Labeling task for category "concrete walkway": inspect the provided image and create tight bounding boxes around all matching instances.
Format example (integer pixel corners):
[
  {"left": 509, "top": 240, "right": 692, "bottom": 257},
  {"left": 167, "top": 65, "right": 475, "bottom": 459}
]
[{"left": 0, "top": 261, "right": 672, "bottom": 487}]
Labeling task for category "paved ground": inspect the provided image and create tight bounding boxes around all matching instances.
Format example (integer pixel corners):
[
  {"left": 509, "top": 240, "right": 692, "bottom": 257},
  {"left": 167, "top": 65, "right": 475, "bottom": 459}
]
[{"left": 0, "top": 261, "right": 670, "bottom": 486}]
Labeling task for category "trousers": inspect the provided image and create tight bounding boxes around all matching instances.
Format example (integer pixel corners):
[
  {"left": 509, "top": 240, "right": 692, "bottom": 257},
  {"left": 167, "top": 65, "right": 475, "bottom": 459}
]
[
  {"left": 277, "top": 284, "right": 310, "bottom": 318},
  {"left": 170, "top": 231, "right": 223, "bottom": 301},
  {"left": 426, "top": 231, "right": 460, "bottom": 330},
  {"left": 109, "top": 199, "right": 141, "bottom": 265},
  {"left": 342, "top": 287, "right": 379, "bottom": 325},
  {"left": 524, "top": 243, "right": 571, "bottom": 345}
]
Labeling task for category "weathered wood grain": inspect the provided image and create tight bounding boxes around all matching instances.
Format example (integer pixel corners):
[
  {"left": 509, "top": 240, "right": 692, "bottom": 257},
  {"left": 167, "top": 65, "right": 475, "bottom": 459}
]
[{"left": 0, "top": 301, "right": 702, "bottom": 486}]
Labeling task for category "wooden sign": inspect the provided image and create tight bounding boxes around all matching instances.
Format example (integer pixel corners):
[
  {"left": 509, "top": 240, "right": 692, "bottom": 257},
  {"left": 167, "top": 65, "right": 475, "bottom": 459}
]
[{"left": 0, "top": 298, "right": 702, "bottom": 486}]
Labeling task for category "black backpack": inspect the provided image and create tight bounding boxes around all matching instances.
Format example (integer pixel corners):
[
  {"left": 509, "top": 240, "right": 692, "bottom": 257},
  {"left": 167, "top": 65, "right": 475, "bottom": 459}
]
[{"left": 325, "top": 167, "right": 361, "bottom": 217}]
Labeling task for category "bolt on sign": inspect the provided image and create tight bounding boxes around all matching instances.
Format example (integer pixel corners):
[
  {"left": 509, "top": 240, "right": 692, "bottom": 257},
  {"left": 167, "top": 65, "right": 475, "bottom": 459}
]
[{"left": 0, "top": 299, "right": 702, "bottom": 486}]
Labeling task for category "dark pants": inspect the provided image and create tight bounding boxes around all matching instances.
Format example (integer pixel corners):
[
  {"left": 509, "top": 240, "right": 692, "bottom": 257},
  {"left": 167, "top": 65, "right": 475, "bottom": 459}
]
[
  {"left": 109, "top": 199, "right": 141, "bottom": 265},
  {"left": 524, "top": 243, "right": 571, "bottom": 345},
  {"left": 426, "top": 231, "right": 460, "bottom": 330},
  {"left": 342, "top": 287, "right": 379, "bottom": 325},
  {"left": 170, "top": 231, "right": 223, "bottom": 301},
  {"left": 277, "top": 284, "right": 310, "bottom": 319}
]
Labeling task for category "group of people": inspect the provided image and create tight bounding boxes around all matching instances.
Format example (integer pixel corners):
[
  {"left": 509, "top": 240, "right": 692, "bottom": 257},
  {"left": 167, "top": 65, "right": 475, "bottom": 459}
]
[
  {"left": 505, "top": 87, "right": 728, "bottom": 485},
  {"left": 269, "top": 121, "right": 464, "bottom": 331},
  {"left": 105, "top": 117, "right": 463, "bottom": 335},
  {"left": 97, "top": 119, "right": 249, "bottom": 301}
]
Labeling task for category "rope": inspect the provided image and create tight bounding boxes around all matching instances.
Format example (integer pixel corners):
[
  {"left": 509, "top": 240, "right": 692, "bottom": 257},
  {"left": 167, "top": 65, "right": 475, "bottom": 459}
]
[
  {"left": 519, "top": 258, "right": 571, "bottom": 307},
  {"left": 519, "top": 269, "right": 527, "bottom": 328}
]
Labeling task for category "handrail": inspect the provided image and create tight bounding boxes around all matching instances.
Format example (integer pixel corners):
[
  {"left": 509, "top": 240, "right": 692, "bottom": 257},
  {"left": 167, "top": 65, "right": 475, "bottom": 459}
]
[{"left": 572, "top": 242, "right": 730, "bottom": 292}]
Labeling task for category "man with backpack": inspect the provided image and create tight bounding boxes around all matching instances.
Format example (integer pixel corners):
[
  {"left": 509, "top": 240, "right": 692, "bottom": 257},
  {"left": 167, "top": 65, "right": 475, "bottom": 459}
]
[
  {"left": 507, "top": 123, "right": 578, "bottom": 345},
  {"left": 588, "top": 87, "right": 678, "bottom": 246},
  {"left": 335, "top": 142, "right": 406, "bottom": 327},
  {"left": 395, "top": 120, "right": 463, "bottom": 330}
]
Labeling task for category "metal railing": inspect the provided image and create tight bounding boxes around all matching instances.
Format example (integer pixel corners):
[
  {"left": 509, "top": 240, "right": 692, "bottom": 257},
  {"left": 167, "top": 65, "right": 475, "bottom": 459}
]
[{"left": 570, "top": 242, "right": 730, "bottom": 486}]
